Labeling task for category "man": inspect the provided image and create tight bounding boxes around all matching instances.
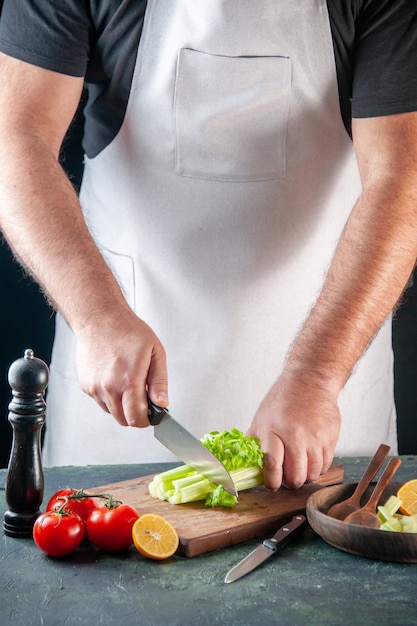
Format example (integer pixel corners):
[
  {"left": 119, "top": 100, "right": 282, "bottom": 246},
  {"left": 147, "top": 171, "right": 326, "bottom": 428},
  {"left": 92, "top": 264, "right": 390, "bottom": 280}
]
[{"left": 0, "top": 0, "right": 416, "bottom": 490}]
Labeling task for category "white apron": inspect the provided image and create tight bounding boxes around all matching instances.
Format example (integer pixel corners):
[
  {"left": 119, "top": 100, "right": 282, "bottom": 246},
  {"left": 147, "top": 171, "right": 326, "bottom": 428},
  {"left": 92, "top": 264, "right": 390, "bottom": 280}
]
[{"left": 43, "top": 0, "right": 397, "bottom": 466}]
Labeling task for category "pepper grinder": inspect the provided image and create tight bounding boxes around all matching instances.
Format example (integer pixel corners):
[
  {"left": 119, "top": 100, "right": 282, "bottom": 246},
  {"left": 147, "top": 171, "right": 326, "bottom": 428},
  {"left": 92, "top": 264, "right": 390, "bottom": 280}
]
[{"left": 3, "top": 348, "right": 49, "bottom": 537}]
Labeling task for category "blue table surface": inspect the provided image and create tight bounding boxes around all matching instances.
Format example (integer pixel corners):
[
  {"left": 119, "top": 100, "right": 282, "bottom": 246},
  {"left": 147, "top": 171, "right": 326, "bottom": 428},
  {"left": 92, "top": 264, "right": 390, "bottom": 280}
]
[{"left": 1, "top": 457, "right": 417, "bottom": 626}]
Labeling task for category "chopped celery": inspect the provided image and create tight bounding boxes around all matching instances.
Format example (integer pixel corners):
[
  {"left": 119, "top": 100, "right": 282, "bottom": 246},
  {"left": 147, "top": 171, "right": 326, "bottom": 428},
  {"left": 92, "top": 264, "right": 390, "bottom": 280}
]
[
  {"left": 399, "top": 514, "right": 417, "bottom": 533},
  {"left": 385, "top": 494, "right": 403, "bottom": 515},
  {"left": 148, "top": 429, "right": 265, "bottom": 507},
  {"left": 148, "top": 481, "right": 158, "bottom": 499},
  {"left": 148, "top": 463, "right": 263, "bottom": 507},
  {"left": 377, "top": 495, "right": 402, "bottom": 524},
  {"left": 205, "top": 485, "right": 237, "bottom": 508},
  {"left": 169, "top": 478, "right": 213, "bottom": 504},
  {"left": 152, "top": 464, "right": 196, "bottom": 487},
  {"left": 229, "top": 466, "right": 264, "bottom": 491},
  {"left": 200, "top": 428, "right": 263, "bottom": 471},
  {"left": 377, "top": 506, "right": 391, "bottom": 524},
  {"left": 380, "top": 518, "right": 402, "bottom": 532},
  {"left": 377, "top": 494, "right": 417, "bottom": 532},
  {"left": 377, "top": 500, "right": 402, "bottom": 524}
]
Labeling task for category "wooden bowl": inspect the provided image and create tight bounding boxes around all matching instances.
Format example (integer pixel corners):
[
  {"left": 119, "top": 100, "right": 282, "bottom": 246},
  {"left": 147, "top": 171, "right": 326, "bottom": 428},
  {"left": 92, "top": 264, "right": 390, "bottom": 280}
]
[{"left": 306, "top": 482, "right": 417, "bottom": 563}]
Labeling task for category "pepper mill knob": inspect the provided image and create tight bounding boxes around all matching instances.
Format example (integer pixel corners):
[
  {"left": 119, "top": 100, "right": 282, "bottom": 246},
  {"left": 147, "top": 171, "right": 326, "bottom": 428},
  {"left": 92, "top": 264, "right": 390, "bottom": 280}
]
[{"left": 3, "top": 348, "right": 49, "bottom": 537}]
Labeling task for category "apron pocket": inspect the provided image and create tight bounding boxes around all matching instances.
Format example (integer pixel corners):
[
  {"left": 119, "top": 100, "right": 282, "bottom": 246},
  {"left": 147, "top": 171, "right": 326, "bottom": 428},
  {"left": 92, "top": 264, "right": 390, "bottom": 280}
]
[{"left": 174, "top": 48, "right": 290, "bottom": 182}]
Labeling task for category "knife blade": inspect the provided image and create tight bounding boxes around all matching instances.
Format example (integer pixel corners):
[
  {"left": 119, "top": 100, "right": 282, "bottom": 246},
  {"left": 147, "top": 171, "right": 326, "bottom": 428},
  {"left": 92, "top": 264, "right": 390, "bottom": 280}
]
[
  {"left": 147, "top": 398, "right": 237, "bottom": 496},
  {"left": 224, "top": 514, "right": 307, "bottom": 583}
]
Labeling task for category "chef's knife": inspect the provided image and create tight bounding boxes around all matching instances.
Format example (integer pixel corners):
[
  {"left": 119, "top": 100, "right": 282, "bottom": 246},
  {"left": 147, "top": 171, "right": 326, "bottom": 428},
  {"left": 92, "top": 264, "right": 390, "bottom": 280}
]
[
  {"left": 224, "top": 514, "right": 307, "bottom": 583},
  {"left": 147, "top": 398, "right": 237, "bottom": 496}
]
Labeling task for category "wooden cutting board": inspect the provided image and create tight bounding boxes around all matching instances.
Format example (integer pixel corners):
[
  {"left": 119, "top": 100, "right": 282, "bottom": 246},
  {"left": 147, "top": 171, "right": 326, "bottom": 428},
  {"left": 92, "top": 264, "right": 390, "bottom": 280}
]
[{"left": 88, "top": 463, "right": 343, "bottom": 557}]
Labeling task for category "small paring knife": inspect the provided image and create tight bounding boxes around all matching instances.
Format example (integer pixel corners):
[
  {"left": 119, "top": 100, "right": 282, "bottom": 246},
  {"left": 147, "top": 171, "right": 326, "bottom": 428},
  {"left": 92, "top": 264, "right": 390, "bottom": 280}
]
[
  {"left": 224, "top": 515, "right": 307, "bottom": 583},
  {"left": 147, "top": 397, "right": 237, "bottom": 497}
]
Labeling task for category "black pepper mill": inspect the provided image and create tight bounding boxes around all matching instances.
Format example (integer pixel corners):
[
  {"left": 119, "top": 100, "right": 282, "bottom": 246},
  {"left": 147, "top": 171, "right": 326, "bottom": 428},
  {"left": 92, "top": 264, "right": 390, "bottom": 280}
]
[{"left": 3, "top": 348, "right": 49, "bottom": 537}]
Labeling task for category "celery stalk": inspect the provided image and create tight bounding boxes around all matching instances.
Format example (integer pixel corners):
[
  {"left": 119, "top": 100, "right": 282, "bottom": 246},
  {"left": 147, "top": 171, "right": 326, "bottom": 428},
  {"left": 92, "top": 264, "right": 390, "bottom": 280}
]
[
  {"left": 230, "top": 466, "right": 264, "bottom": 491},
  {"left": 148, "top": 463, "right": 263, "bottom": 507},
  {"left": 147, "top": 428, "right": 265, "bottom": 508},
  {"left": 169, "top": 478, "right": 213, "bottom": 504}
]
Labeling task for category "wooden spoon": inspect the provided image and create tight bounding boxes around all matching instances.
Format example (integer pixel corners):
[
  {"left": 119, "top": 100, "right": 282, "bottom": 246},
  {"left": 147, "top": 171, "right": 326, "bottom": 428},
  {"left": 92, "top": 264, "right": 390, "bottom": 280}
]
[
  {"left": 327, "top": 443, "right": 391, "bottom": 520},
  {"left": 344, "top": 457, "right": 402, "bottom": 528}
]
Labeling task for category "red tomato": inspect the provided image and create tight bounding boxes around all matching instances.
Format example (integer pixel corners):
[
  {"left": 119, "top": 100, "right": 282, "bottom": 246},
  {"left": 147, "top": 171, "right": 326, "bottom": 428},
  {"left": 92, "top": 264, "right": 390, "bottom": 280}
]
[
  {"left": 47, "top": 488, "right": 99, "bottom": 521},
  {"left": 33, "top": 510, "right": 84, "bottom": 557},
  {"left": 47, "top": 489, "right": 100, "bottom": 539},
  {"left": 86, "top": 504, "right": 140, "bottom": 551}
]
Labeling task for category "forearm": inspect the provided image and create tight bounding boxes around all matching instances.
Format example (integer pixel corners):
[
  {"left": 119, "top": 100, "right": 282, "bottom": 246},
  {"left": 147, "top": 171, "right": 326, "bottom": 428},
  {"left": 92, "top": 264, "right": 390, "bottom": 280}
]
[
  {"left": 249, "top": 169, "right": 417, "bottom": 489},
  {"left": 285, "top": 167, "right": 417, "bottom": 391},
  {"left": 0, "top": 134, "right": 130, "bottom": 333}
]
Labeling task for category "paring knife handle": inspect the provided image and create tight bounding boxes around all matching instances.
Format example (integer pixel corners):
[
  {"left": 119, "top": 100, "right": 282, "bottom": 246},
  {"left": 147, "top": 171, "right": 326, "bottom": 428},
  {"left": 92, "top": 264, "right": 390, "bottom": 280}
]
[
  {"left": 147, "top": 397, "right": 168, "bottom": 426},
  {"left": 263, "top": 515, "right": 307, "bottom": 551}
]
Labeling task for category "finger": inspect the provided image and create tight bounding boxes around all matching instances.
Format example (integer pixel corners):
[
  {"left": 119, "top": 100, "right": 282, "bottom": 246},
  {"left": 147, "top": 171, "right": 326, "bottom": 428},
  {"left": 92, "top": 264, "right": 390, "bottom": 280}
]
[
  {"left": 282, "top": 448, "right": 308, "bottom": 490},
  {"left": 246, "top": 423, "right": 285, "bottom": 491},
  {"left": 146, "top": 348, "right": 169, "bottom": 408},
  {"left": 306, "top": 450, "right": 325, "bottom": 483},
  {"left": 94, "top": 371, "right": 148, "bottom": 427},
  {"left": 82, "top": 379, "right": 129, "bottom": 427},
  {"left": 100, "top": 390, "right": 130, "bottom": 427},
  {"left": 260, "top": 436, "right": 285, "bottom": 492},
  {"left": 91, "top": 395, "right": 121, "bottom": 426},
  {"left": 321, "top": 447, "right": 334, "bottom": 476},
  {"left": 120, "top": 385, "right": 149, "bottom": 428},
  {"left": 106, "top": 403, "right": 129, "bottom": 426}
]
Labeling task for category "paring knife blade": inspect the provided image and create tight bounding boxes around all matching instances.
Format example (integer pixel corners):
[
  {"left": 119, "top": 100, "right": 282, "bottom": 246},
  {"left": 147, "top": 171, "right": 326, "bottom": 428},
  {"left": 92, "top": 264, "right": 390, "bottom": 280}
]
[
  {"left": 147, "top": 398, "right": 237, "bottom": 497},
  {"left": 224, "top": 514, "right": 307, "bottom": 583}
]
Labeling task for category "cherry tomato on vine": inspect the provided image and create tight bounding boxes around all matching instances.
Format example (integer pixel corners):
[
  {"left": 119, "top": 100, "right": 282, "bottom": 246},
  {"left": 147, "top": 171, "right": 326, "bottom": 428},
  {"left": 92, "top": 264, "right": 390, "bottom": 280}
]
[
  {"left": 33, "top": 510, "right": 84, "bottom": 557},
  {"left": 87, "top": 503, "right": 140, "bottom": 551},
  {"left": 46, "top": 488, "right": 100, "bottom": 539},
  {"left": 47, "top": 488, "right": 99, "bottom": 521}
]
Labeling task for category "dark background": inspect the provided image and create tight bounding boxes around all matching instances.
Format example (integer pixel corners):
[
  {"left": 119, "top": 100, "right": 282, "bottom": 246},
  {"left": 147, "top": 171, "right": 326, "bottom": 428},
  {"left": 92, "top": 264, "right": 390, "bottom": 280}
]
[{"left": 1, "top": 95, "right": 416, "bottom": 468}]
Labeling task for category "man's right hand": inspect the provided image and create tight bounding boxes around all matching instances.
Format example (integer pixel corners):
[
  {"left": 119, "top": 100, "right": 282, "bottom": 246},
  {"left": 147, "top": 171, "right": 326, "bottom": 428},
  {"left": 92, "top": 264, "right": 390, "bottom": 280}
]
[{"left": 75, "top": 307, "right": 169, "bottom": 428}]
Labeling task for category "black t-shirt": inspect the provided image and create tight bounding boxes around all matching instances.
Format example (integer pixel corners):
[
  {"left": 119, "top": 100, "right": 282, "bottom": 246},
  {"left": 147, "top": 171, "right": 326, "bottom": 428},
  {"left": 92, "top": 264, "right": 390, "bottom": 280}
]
[{"left": 1, "top": 0, "right": 417, "bottom": 158}]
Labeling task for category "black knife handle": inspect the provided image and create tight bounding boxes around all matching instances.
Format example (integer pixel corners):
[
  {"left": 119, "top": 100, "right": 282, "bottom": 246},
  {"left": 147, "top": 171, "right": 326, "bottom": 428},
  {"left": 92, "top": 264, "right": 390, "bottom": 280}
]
[
  {"left": 263, "top": 515, "right": 307, "bottom": 552},
  {"left": 147, "top": 397, "right": 168, "bottom": 426}
]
